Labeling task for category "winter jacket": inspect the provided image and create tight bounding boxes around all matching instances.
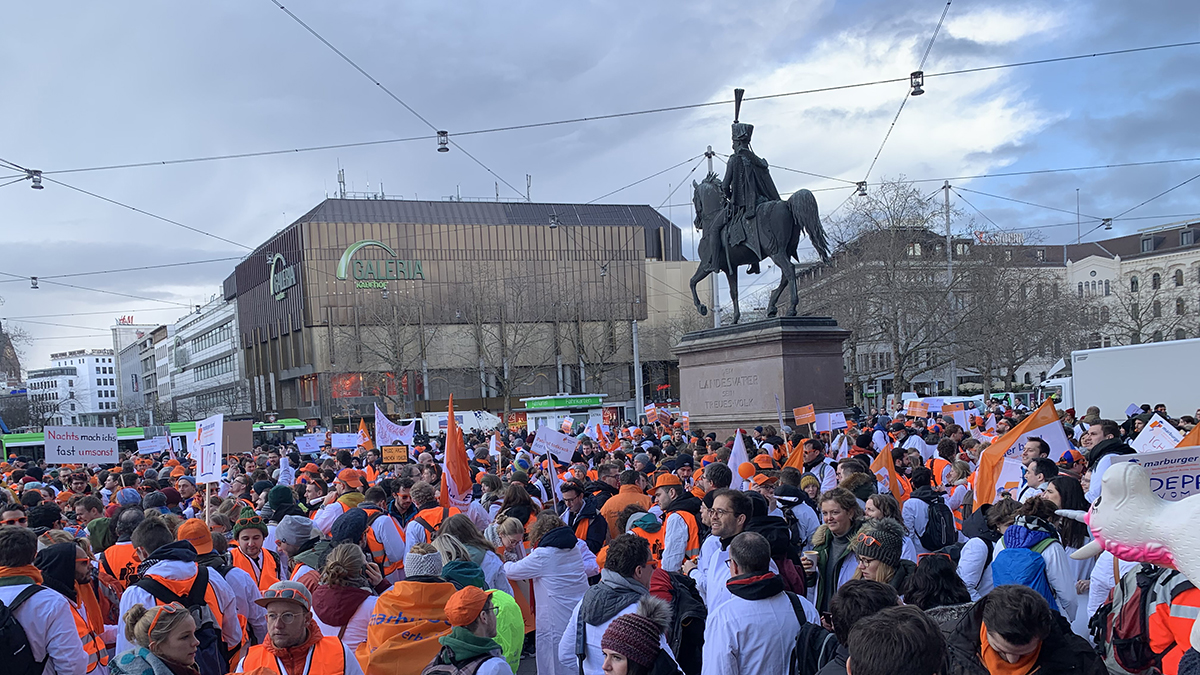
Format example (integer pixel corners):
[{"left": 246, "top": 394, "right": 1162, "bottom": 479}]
[
  {"left": 807, "top": 521, "right": 862, "bottom": 613},
  {"left": 110, "top": 648, "right": 196, "bottom": 675},
  {"left": 584, "top": 480, "right": 619, "bottom": 510},
  {"left": 558, "top": 580, "right": 675, "bottom": 675},
  {"left": 312, "top": 584, "right": 377, "bottom": 648},
  {"left": 661, "top": 493, "right": 703, "bottom": 572},
  {"left": 557, "top": 498, "right": 610, "bottom": 555},
  {"left": 840, "top": 472, "right": 877, "bottom": 505},
  {"left": 994, "top": 516, "right": 1078, "bottom": 619},
  {"left": 503, "top": 526, "right": 590, "bottom": 675},
  {"left": 941, "top": 596, "right": 1104, "bottom": 675},
  {"left": 601, "top": 485, "right": 652, "bottom": 538}
]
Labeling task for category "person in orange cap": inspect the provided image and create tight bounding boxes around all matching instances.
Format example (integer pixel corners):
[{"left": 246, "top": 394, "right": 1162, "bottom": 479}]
[
  {"left": 752, "top": 453, "right": 777, "bottom": 471},
  {"left": 311, "top": 468, "right": 366, "bottom": 536},
  {"left": 651, "top": 473, "right": 702, "bottom": 572},
  {"left": 424, "top": 586, "right": 508, "bottom": 674}
]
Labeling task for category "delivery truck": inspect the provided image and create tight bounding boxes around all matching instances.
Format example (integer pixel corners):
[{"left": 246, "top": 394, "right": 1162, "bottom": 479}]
[{"left": 1036, "top": 338, "right": 1200, "bottom": 419}]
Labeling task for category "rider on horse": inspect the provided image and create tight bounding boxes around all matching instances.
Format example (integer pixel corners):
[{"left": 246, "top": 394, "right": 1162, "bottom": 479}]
[{"left": 716, "top": 121, "right": 781, "bottom": 275}]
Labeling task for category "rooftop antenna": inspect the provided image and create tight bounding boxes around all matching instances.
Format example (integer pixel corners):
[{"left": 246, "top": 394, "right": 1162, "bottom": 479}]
[
  {"left": 526, "top": 174, "right": 532, "bottom": 202},
  {"left": 337, "top": 167, "right": 346, "bottom": 199},
  {"left": 496, "top": 182, "right": 500, "bottom": 202}
]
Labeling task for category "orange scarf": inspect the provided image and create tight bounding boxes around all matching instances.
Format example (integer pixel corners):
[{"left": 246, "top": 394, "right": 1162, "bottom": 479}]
[
  {"left": 77, "top": 582, "right": 105, "bottom": 636},
  {"left": 979, "top": 622, "right": 1040, "bottom": 675},
  {"left": 0, "top": 565, "right": 43, "bottom": 584}
]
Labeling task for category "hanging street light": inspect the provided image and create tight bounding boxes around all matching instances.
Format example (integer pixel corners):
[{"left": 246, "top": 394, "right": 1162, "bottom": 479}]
[
  {"left": 437, "top": 131, "right": 450, "bottom": 152},
  {"left": 910, "top": 71, "right": 925, "bottom": 96}
]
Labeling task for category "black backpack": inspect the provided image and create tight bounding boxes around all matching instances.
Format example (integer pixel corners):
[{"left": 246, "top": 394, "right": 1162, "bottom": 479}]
[
  {"left": 0, "top": 585, "right": 47, "bottom": 675},
  {"left": 915, "top": 492, "right": 957, "bottom": 552},
  {"left": 663, "top": 572, "right": 706, "bottom": 675},
  {"left": 136, "top": 567, "right": 232, "bottom": 675},
  {"left": 421, "top": 648, "right": 493, "bottom": 675},
  {"left": 785, "top": 592, "right": 838, "bottom": 675}
]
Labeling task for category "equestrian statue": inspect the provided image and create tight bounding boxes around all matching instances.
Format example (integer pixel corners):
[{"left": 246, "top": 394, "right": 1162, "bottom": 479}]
[{"left": 689, "top": 88, "right": 831, "bottom": 324}]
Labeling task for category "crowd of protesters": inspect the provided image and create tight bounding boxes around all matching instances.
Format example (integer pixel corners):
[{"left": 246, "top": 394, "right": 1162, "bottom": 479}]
[{"left": 0, "top": 397, "right": 1197, "bottom": 675}]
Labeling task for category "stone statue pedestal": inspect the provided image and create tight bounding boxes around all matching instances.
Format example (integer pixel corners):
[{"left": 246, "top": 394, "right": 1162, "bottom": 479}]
[{"left": 672, "top": 317, "right": 849, "bottom": 436}]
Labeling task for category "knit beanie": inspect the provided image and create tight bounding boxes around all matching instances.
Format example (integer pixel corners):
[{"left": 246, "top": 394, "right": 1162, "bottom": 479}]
[
  {"left": 268, "top": 485, "right": 295, "bottom": 511},
  {"left": 849, "top": 518, "right": 906, "bottom": 569},
  {"left": 404, "top": 549, "right": 443, "bottom": 578},
  {"left": 252, "top": 480, "right": 274, "bottom": 496},
  {"left": 601, "top": 613, "right": 662, "bottom": 668},
  {"left": 799, "top": 473, "right": 820, "bottom": 492},
  {"left": 232, "top": 509, "right": 268, "bottom": 538}
]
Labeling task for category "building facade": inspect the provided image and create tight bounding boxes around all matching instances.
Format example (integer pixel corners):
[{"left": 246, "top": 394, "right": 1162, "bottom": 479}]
[
  {"left": 167, "top": 293, "right": 249, "bottom": 419},
  {"left": 227, "top": 197, "right": 707, "bottom": 428},
  {"left": 28, "top": 349, "right": 118, "bottom": 427}
]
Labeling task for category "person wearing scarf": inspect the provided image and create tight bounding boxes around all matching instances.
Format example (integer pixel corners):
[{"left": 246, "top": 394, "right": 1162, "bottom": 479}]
[
  {"left": 702, "top": 531, "right": 818, "bottom": 675},
  {"left": 36, "top": 542, "right": 112, "bottom": 674},
  {"left": 0, "top": 526, "right": 89, "bottom": 675},
  {"left": 235, "top": 580, "right": 363, "bottom": 675},
  {"left": 425, "top": 586, "right": 509, "bottom": 675}
]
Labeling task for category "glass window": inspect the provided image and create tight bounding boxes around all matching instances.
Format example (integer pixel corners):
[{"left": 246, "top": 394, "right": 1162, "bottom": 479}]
[
  {"left": 1152, "top": 330, "right": 1164, "bottom": 342},
  {"left": 1104, "top": 279, "right": 1110, "bottom": 296},
  {"left": 1153, "top": 300, "right": 1162, "bottom": 318},
  {"left": 1152, "top": 273, "right": 1161, "bottom": 289},
  {"left": 1176, "top": 329, "right": 1188, "bottom": 341},
  {"left": 1142, "top": 238, "right": 1154, "bottom": 253},
  {"left": 1131, "top": 276, "right": 1139, "bottom": 293},
  {"left": 1175, "top": 270, "right": 1185, "bottom": 287},
  {"left": 1177, "top": 298, "right": 1186, "bottom": 316}
]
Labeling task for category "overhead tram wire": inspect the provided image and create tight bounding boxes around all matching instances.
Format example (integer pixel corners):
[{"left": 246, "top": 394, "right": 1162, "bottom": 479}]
[
  {"left": 266, "top": 0, "right": 524, "bottom": 199},
  {"left": 862, "top": 0, "right": 951, "bottom": 183},
  {"left": 0, "top": 271, "right": 194, "bottom": 308},
  {"left": 28, "top": 40, "right": 1199, "bottom": 179},
  {"left": 905, "top": 156, "right": 1200, "bottom": 185},
  {"left": 1112, "top": 171, "right": 1200, "bottom": 220},
  {"left": 0, "top": 256, "right": 246, "bottom": 284},
  {"left": 587, "top": 155, "right": 703, "bottom": 204},
  {"left": 657, "top": 158, "right": 707, "bottom": 209},
  {"left": 39, "top": 175, "right": 254, "bottom": 251},
  {"left": 954, "top": 186, "right": 1105, "bottom": 221},
  {"left": 949, "top": 187, "right": 1002, "bottom": 231},
  {"left": 0, "top": 176, "right": 30, "bottom": 189},
  {"left": 4, "top": 308, "right": 182, "bottom": 320}
]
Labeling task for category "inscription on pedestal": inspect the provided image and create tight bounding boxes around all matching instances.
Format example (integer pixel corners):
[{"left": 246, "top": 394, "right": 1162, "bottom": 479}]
[{"left": 689, "top": 364, "right": 766, "bottom": 413}]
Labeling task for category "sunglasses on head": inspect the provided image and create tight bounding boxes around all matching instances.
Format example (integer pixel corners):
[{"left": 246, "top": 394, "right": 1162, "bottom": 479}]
[
  {"left": 918, "top": 552, "right": 952, "bottom": 562},
  {"left": 237, "top": 515, "right": 264, "bottom": 525},
  {"left": 856, "top": 533, "right": 880, "bottom": 547}
]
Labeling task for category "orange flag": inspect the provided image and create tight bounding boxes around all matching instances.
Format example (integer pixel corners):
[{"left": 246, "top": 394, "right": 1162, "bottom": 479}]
[
  {"left": 440, "top": 395, "right": 473, "bottom": 509},
  {"left": 870, "top": 443, "right": 901, "bottom": 501},
  {"left": 357, "top": 418, "right": 375, "bottom": 451},
  {"left": 784, "top": 440, "right": 807, "bottom": 470},
  {"left": 974, "top": 399, "right": 1065, "bottom": 504},
  {"left": 1178, "top": 424, "right": 1200, "bottom": 448}
]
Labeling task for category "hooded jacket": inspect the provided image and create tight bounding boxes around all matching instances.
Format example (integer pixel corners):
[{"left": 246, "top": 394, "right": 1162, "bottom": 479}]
[
  {"left": 559, "top": 570, "right": 654, "bottom": 675},
  {"left": 840, "top": 472, "right": 878, "bottom": 504},
  {"left": 807, "top": 520, "right": 863, "bottom": 613},
  {"left": 584, "top": 479, "right": 619, "bottom": 509},
  {"left": 941, "top": 596, "right": 1104, "bottom": 675},
  {"left": 558, "top": 497, "right": 609, "bottom": 555}
]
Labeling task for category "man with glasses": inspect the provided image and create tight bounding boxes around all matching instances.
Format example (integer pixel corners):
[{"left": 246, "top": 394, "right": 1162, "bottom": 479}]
[
  {"left": 1, "top": 503, "right": 28, "bottom": 527},
  {"left": 584, "top": 461, "right": 622, "bottom": 510},
  {"left": 236, "top": 580, "right": 364, "bottom": 675},
  {"left": 425, "top": 586, "right": 509, "bottom": 675},
  {"left": 556, "top": 480, "right": 609, "bottom": 555}
]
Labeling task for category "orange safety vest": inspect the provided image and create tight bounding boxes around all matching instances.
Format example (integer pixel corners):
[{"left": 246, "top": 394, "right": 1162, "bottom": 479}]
[
  {"left": 100, "top": 541, "right": 140, "bottom": 591},
  {"left": 365, "top": 513, "right": 406, "bottom": 577},
  {"left": 631, "top": 525, "right": 665, "bottom": 562},
  {"left": 142, "top": 570, "right": 226, "bottom": 631},
  {"left": 231, "top": 547, "right": 282, "bottom": 593},
  {"left": 70, "top": 601, "right": 108, "bottom": 672},
  {"left": 664, "top": 510, "right": 702, "bottom": 560},
  {"left": 364, "top": 465, "right": 381, "bottom": 486},
  {"left": 897, "top": 475, "right": 913, "bottom": 503},
  {"left": 241, "top": 636, "right": 348, "bottom": 675},
  {"left": 412, "top": 506, "right": 461, "bottom": 538},
  {"left": 926, "top": 458, "right": 952, "bottom": 486}
]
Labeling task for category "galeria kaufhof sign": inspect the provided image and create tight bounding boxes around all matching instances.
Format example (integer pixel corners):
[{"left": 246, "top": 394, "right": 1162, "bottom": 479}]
[{"left": 335, "top": 239, "right": 425, "bottom": 289}]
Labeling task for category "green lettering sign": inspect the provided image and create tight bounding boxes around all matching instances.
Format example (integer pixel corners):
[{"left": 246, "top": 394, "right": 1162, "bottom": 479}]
[{"left": 336, "top": 240, "right": 425, "bottom": 283}]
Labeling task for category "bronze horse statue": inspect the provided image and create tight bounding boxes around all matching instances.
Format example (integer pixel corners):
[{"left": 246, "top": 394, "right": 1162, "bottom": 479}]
[{"left": 689, "top": 173, "right": 831, "bottom": 323}]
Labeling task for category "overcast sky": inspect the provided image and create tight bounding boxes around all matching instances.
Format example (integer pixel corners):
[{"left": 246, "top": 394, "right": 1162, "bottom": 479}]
[{"left": 2, "top": 0, "right": 1198, "bottom": 369}]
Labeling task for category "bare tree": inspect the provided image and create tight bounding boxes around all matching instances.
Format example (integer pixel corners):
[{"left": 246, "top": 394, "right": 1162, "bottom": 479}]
[
  {"left": 332, "top": 292, "right": 438, "bottom": 417},
  {"left": 1102, "top": 272, "right": 1193, "bottom": 346}
]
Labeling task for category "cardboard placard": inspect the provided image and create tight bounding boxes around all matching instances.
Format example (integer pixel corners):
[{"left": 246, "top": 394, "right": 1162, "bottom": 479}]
[
  {"left": 381, "top": 445, "right": 409, "bottom": 463},
  {"left": 196, "top": 414, "right": 224, "bottom": 483},
  {"left": 813, "top": 413, "right": 831, "bottom": 433},
  {"left": 830, "top": 411, "right": 848, "bottom": 430},
  {"left": 1113, "top": 448, "right": 1200, "bottom": 501},
  {"left": 137, "top": 436, "right": 170, "bottom": 455},
  {"left": 680, "top": 411, "right": 690, "bottom": 432},
  {"left": 531, "top": 426, "right": 578, "bottom": 464},
  {"left": 45, "top": 426, "right": 118, "bottom": 464},
  {"left": 1129, "top": 413, "right": 1185, "bottom": 454},
  {"left": 905, "top": 400, "right": 929, "bottom": 417},
  {"left": 331, "top": 433, "right": 360, "bottom": 449},
  {"left": 945, "top": 402, "right": 965, "bottom": 412},
  {"left": 295, "top": 434, "right": 323, "bottom": 454},
  {"left": 793, "top": 405, "right": 816, "bottom": 425},
  {"left": 223, "top": 420, "right": 254, "bottom": 456}
]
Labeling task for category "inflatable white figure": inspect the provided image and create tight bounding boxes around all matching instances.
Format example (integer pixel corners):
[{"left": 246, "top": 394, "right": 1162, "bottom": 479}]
[{"left": 1057, "top": 461, "right": 1200, "bottom": 649}]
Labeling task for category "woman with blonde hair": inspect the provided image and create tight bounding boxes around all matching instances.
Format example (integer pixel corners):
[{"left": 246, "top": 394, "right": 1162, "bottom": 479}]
[
  {"left": 110, "top": 602, "right": 201, "bottom": 675},
  {"left": 311, "top": 542, "right": 377, "bottom": 648},
  {"left": 439, "top": 513, "right": 512, "bottom": 595}
]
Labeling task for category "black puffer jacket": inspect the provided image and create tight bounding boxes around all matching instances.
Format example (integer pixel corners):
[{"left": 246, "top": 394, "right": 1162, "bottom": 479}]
[{"left": 941, "top": 596, "right": 1104, "bottom": 675}]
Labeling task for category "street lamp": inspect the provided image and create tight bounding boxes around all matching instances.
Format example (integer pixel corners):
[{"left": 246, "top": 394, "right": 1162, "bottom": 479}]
[
  {"left": 910, "top": 71, "right": 925, "bottom": 96},
  {"left": 437, "top": 131, "right": 449, "bottom": 152}
]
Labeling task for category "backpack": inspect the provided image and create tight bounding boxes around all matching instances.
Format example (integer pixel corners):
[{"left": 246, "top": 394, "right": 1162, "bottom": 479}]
[
  {"left": 663, "top": 571, "right": 706, "bottom": 675},
  {"left": 990, "top": 539, "right": 1057, "bottom": 611},
  {"left": 135, "top": 567, "right": 231, "bottom": 675},
  {"left": 420, "top": 648, "right": 493, "bottom": 675},
  {"left": 938, "top": 530, "right": 1000, "bottom": 583},
  {"left": 0, "top": 585, "right": 47, "bottom": 675},
  {"left": 914, "top": 492, "right": 957, "bottom": 552},
  {"left": 784, "top": 592, "right": 837, "bottom": 675},
  {"left": 1091, "top": 563, "right": 1178, "bottom": 675}
]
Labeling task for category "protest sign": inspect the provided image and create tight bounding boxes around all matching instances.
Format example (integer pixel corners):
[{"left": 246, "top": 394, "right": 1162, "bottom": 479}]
[
  {"left": 905, "top": 400, "right": 929, "bottom": 418},
  {"left": 830, "top": 411, "right": 848, "bottom": 430},
  {"left": 924, "top": 398, "right": 945, "bottom": 413},
  {"left": 951, "top": 409, "right": 970, "bottom": 429},
  {"left": 45, "top": 426, "right": 118, "bottom": 464},
  {"left": 381, "top": 445, "right": 409, "bottom": 463},
  {"left": 1112, "top": 447, "right": 1200, "bottom": 501},
  {"left": 1130, "top": 413, "right": 1185, "bottom": 454},
  {"left": 224, "top": 420, "right": 254, "bottom": 455},
  {"left": 814, "top": 413, "right": 831, "bottom": 433},
  {"left": 295, "top": 434, "right": 323, "bottom": 454},
  {"left": 137, "top": 436, "right": 170, "bottom": 455},
  {"left": 331, "top": 433, "right": 360, "bottom": 449},
  {"left": 196, "top": 414, "right": 224, "bottom": 483},
  {"left": 793, "top": 405, "right": 816, "bottom": 425},
  {"left": 531, "top": 426, "right": 578, "bottom": 465},
  {"left": 374, "top": 404, "right": 415, "bottom": 446},
  {"left": 561, "top": 416, "right": 574, "bottom": 434},
  {"left": 680, "top": 411, "right": 690, "bottom": 432},
  {"left": 1125, "top": 403, "right": 1144, "bottom": 418},
  {"left": 944, "top": 402, "right": 965, "bottom": 412}
]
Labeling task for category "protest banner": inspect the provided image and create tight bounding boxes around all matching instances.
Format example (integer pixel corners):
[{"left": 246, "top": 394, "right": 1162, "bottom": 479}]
[
  {"left": 680, "top": 411, "right": 690, "bottom": 432},
  {"left": 195, "top": 414, "right": 224, "bottom": 484},
  {"left": 45, "top": 426, "right": 118, "bottom": 464},
  {"left": 924, "top": 398, "right": 945, "bottom": 413},
  {"left": 137, "top": 436, "right": 170, "bottom": 455},
  {"left": 944, "top": 402, "right": 965, "bottom": 412},
  {"left": 1130, "top": 413, "right": 1185, "bottom": 453},
  {"left": 830, "top": 411, "right": 848, "bottom": 430},
  {"left": 905, "top": 400, "right": 929, "bottom": 418},
  {"left": 295, "top": 434, "right": 323, "bottom": 454},
  {"left": 374, "top": 404, "right": 415, "bottom": 446},
  {"left": 813, "top": 413, "right": 831, "bottom": 433},
  {"left": 331, "top": 433, "right": 359, "bottom": 449},
  {"left": 531, "top": 425, "right": 578, "bottom": 465},
  {"left": 793, "top": 405, "right": 816, "bottom": 425},
  {"left": 974, "top": 399, "right": 1071, "bottom": 503},
  {"left": 1112, "top": 447, "right": 1200, "bottom": 501},
  {"left": 381, "top": 445, "right": 409, "bottom": 463}
]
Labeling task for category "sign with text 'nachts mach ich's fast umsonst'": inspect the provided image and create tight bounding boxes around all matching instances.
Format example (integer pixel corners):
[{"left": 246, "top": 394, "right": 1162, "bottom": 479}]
[{"left": 45, "top": 427, "right": 119, "bottom": 464}]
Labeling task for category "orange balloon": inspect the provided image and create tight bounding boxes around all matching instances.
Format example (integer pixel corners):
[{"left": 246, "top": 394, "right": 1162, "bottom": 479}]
[{"left": 738, "top": 462, "right": 756, "bottom": 479}]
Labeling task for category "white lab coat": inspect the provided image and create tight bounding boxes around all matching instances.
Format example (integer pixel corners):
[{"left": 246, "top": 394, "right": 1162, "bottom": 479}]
[
  {"left": 557, "top": 598, "right": 675, "bottom": 675},
  {"left": 0, "top": 582, "right": 87, "bottom": 675},
  {"left": 315, "top": 593, "right": 377, "bottom": 649},
  {"left": 369, "top": 514, "right": 409, "bottom": 583},
  {"left": 701, "top": 591, "right": 803, "bottom": 675},
  {"left": 688, "top": 535, "right": 795, "bottom": 615},
  {"left": 957, "top": 536, "right": 996, "bottom": 601},
  {"left": 994, "top": 536, "right": 1079, "bottom": 620},
  {"left": 116, "top": 560, "right": 241, "bottom": 656},
  {"left": 902, "top": 496, "right": 931, "bottom": 555},
  {"left": 503, "top": 545, "right": 590, "bottom": 675}
]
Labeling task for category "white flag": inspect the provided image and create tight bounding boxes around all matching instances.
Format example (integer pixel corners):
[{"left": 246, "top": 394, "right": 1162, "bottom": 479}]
[
  {"left": 374, "top": 403, "right": 415, "bottom": 446},
  {"left": 729, "top": 429, "right": 750, "bottom": 490}
]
